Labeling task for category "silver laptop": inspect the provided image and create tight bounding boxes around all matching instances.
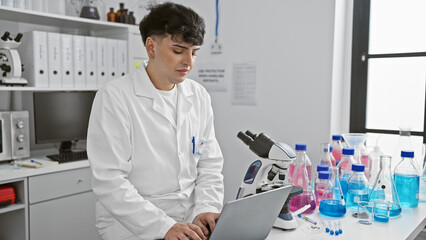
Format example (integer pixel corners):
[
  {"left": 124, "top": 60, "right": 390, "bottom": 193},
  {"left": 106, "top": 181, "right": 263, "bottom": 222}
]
[{"left": 207, "top": 185, "right": 292, "bottom": 240}]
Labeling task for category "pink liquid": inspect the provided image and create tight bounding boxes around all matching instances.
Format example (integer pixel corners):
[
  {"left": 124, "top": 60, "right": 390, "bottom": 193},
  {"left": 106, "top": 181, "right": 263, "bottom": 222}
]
[
  {"left": 332, "top": 150, "right": 342, "bottom": 162},
  {"left": 289, "top": 192, "right": 316, "bottom": 213},
  {"left": 289, "top": 164, "right": 312, "bottom": 184},
  {"left": 315, "top": 188, "right": 324, "bottom": 205},
  {"left": 331, "top": 158, "right": 336, "bottom": 167},
  {"left": 361, "top": 155, "right": 369, "bottom": 177}
]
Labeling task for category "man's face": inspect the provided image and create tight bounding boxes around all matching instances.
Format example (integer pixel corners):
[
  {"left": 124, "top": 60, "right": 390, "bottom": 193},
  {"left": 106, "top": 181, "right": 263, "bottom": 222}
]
[{"left": 149, "top": 34, "right": 200, "bottom": 87}]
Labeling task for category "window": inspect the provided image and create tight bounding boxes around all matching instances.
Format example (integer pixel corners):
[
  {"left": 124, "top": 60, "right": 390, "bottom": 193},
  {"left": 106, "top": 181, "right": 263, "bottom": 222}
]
[{"left": 350, "top": 0, "right": 426, "bottom": 155}]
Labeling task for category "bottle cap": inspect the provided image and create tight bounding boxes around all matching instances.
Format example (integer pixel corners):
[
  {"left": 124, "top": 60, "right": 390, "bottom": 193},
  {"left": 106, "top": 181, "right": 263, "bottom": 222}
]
[
  {"left": 318, "top": 171, "right": 331, "bottom": 179},
  {"left": 330, "top": 146, "right": 333, "bottom": 152},
  {"left": 317, "top": 164, "right": 329, "bottom": 172},
  {"left": 323, "top": 146, "right": 333, "bottom": 152},
  {"left": 401, "top": 151, "right": 414, "bottom": 158},
  {"left": 295, "top": 144, "right": 307, "bottom": 151},
  {"left": 352, "top": 163, "right": 365, "bottom": 172},
  {"left": 342, "top": 148, "right": 354, "bottom": 155},
  {"left": 332, "top": 135, "right": 342, "bottom": 141}
]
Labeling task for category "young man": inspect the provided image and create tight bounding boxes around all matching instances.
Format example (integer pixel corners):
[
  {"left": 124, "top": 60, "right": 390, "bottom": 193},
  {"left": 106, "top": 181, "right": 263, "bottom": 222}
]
[{"left": 87, "top": 2, "right": 224, "bottom": 240}]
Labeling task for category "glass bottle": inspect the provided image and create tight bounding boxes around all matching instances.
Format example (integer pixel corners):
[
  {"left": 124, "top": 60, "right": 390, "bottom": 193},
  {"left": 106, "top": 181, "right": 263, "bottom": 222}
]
[
  {"left": 392, "top": 126, "right": 414, "bottom": 172},
  {"left": 107, "top": 7, "right": 116, "bottom": 22},
  {"left": 312, "top": 164, "right": 329, "bottom": 191},
  {"left": 319, "top": 167, "right": 346, "bottom": 217},
  {"left": 368, "top": 144, "right": 382, "bottom": 190},
  {"left": 320, "top": 143, "right": 334, "bottom": 167},
  {"left": 129, "top": 11, "right": 135, "bottom": 25},
  {"left": 369, "top": 155, "right": 401, "bottom": 217},
  {"left": 337, "top": 148, "right": 356, "bottom": 200},
  {"left": 315, "top": 171, "right": 331, "bottom": 206},
  {"left": 346, "top": 164, "right": 369, "bottom": 210},
  {"left": 119, "top": 9, "right": 128, "bottom": 23},
  {"left": 420, "top": 144, "right": 426, "bottom": 203},
  {"left": 394, "top": 151, "right": 420, "bottom": 208},
  {"left": 331, "top": 135, "right": 343, "bottom": 163},
  {"left": 289, "top": 144, "right": 316, "bottom": 213},
  {"left": 115, "top": 2, "right": 124, "bottom": 22}
]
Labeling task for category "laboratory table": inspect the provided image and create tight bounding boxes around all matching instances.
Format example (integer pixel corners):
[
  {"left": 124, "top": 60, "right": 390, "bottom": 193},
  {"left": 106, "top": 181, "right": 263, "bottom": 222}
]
[{"left": 266, "top": 203, "right": 426, "bottom": 240}]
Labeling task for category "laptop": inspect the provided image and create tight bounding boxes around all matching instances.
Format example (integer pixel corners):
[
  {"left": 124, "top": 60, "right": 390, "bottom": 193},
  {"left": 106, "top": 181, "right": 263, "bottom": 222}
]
[{"left": 207, "top": 185, "right": 292, "bottom": 240}]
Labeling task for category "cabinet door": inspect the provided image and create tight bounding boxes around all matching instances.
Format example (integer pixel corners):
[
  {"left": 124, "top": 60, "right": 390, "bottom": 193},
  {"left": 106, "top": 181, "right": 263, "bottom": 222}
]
[{"left": 29, "top": 191, "right": 100, "bottom": 240}]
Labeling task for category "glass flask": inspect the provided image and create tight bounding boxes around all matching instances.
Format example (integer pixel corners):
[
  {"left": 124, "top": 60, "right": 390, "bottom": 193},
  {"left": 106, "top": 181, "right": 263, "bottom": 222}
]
[
  {"left": 331, "top": 135, "right": 343, "bottom": 164},
  {"left": 289, "top": 144, "right": 316, "bottom": 213},
  {"left": 347, "top": 164, "right": 369, "bottom": 210},
  {"left": 337, "top": 148, "right": 356, "bottom": 200},
  {"left": 315, "top": 171, "right": 331, "bottom": 206},
  {"left": 320, "top": 143, "right": 334, "bottom": 167},
  {"left": 394, "top": 151, "right": 420, "bottom": 208},
  {"left": 369, "top": 155, "right": 402, "bottom": 217},
  {"left": 368, "top": 144, "right": 382, "bottom": 191},
  {"left": 319, "top": 167, "right": 346, "bottom": 217},
  {"left": 420, "top": 143, "right": 426, "bottom": 203},
  {"left": 391, "top": 126, "right": 414, "bottom": 172}
]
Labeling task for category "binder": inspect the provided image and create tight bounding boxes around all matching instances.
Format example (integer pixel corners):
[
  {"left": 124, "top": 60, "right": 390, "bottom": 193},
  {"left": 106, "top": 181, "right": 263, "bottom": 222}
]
[
  {"left": 60, "top": 34, "right": 74, "bottom": 88},
  {"left": 107, "top": 39, "right": 118, "bottom": 82},
  {"left": 117, "top": 40, "right": 128, "bottom": 77},
  {"left": 20, "top": 31, "right": 49, "bottom": 87},
  {"left": 85, "top": 36, "right": 97, "bottom": 88},
  {"left": 73, "top": 35, "right": 86, "bottom": 88},
  {"left": 96, "top": 37, "right": 108, "bottom": 88},
  {"left": 47, "top": 32, "right": 62, "bottom": 87}
]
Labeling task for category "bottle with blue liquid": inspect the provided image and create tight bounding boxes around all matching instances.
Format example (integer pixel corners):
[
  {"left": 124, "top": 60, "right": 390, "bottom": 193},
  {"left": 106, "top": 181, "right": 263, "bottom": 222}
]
[
  {"left": 394, "top": 151, "right": 420, "bottom": 208},
  {"left": 337, "top": 148, "right": 356, "bottom": 200},
  {"left": 319, "top": 166, "right": 346, "bottom": 217},
  {"left": 346, "top": 164, "right": 369, "bottom": 210}
]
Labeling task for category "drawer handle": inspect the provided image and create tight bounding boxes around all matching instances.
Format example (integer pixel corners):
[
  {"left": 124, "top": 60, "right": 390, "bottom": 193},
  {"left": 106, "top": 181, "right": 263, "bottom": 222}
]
[{"left": 77, "top": 179, "right": 83, "bottom": 184}]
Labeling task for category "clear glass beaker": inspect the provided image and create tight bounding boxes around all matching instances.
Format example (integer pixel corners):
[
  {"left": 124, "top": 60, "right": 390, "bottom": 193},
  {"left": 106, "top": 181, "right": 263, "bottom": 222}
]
[
  {"left": 318, "top": 167, "right": 346, "bottom": 217},
  {"left": 289, "top": 144, "right": 316, "bottom": 213},
  {"left": 369, "top": 155, "right": 401, "bottom": 217}
]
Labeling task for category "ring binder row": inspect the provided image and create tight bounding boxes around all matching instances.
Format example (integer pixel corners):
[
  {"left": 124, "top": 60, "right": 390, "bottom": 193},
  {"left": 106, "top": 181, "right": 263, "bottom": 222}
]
[{"left": 19, "top": 31, "right": 128, "bottom": 89}]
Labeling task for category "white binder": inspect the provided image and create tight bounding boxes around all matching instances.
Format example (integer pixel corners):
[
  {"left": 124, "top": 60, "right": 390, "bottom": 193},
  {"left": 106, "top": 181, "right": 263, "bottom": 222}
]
[
  {"left": 60, "top": 34, "right": 74, "bottom": 88},
  {"left": 96, "top": 37, "right": 108, "bottom": 88},
  {"left": 47, "top": 32, "right": 62, "bottom": 87},
  {"left": 20, "top": 31, "right": 49, "bottom": 87},
  {"left": 107, "top": 39, "right": 118, "bottom": 82},
  {"left": 117, "top": 40, "right": 128, "bottom": 77},
  {"left": 85, "top": 36, "right": 97, "bottom": 88},
  {"left": 73, "top": 35, "right": 86, "bottom": 88}
]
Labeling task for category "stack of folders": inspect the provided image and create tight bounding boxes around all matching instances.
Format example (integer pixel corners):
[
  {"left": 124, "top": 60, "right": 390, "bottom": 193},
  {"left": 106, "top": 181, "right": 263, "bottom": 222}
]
[{"left": 19, "top": 31, "right": 128, "bottom": 89}]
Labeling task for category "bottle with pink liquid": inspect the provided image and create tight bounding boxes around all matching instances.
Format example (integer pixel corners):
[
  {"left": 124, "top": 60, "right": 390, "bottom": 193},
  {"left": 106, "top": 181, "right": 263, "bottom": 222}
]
[
  {"left": 315, "top": 171, "right": 332, "bottom": 206},
  {"left": 289, "top": 144, "right": 316, "bottom": 213},
  {"left": 331, "top": 135, "right": 343, "bottom": 165}
]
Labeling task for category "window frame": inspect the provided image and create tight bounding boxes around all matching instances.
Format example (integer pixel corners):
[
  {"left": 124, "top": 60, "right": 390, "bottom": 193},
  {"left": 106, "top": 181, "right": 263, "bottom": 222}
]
[{"left": 350, "top": 0, "right": 426, "bottom": 141}]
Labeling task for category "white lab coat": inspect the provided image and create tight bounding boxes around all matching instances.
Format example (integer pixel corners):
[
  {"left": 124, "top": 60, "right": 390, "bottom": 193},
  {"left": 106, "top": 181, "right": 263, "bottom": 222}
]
[{"left": 87, "top": 65, "right": 224, "bottom": 240}]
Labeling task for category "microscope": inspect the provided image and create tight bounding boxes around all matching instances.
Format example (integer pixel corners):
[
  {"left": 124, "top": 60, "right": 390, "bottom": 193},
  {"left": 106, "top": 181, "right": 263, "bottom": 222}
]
[
  {"left": 236, "top": 130, "right": 303, "bottom": 230},
  {"left": 0, "top": 31, "right": 27, "bottom": 86}
]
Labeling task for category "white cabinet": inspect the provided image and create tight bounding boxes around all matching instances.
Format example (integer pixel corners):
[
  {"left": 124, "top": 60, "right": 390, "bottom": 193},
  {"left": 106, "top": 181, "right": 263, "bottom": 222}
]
[{"left": 28, "top": 168, "right": 99, "bottom": 240}]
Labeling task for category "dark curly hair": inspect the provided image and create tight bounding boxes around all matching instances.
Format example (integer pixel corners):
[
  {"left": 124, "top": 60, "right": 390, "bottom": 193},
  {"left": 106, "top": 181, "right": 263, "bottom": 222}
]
[{"left": 139, "top": 2, "right": 206, "bottom": 46}]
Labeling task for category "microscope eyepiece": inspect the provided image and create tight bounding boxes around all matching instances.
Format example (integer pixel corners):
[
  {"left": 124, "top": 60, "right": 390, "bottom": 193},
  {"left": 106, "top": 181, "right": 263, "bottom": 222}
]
[
  {"left": 14, "top": 33, "right": 23, "bottom": 43},
  {"left": 1, "top": 32, "right": 10, "bottom": 41},
  {"left": 237, "top": 131, "right": 253, "bottom": 145}
]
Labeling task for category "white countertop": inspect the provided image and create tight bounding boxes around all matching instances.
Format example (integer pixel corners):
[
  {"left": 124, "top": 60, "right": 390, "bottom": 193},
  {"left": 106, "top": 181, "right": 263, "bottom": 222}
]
[{"left": 267, "top": 202, "right": 426, "bottom": 240}]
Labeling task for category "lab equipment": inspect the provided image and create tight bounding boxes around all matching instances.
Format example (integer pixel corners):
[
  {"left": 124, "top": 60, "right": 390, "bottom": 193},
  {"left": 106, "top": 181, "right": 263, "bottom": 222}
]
[
  {"left": 333, "top": 221, "right": 340, "bottom": 235},
  {"left": 320, "top": 219, "right": 329, "bottom": 232},
  {"left": 33, "top": 92, "right": 95, "bottom": 154},
  {"left": 319, "top": 166, "right": 346, "bottom": 217},
  {"left": 0, "top": 111, "right": 30, "bottom": 162},
  {"left": 391, "top": 127, "right": 415, "bottom": 172},
  {"left": 342, "top": 133, "right": 370, "bottom": 176},
  {"left": 315, "top": 171, "right": 331, "bottom": 205},
  {"left": 328, "top": 221, "right": 334, "bottom": 235},
  {"left": 420, "top": 144, "right": 426, "bottom": 203},
  {"left": 331, "top": 135, "right": 343, "bottom": 164},
  {"left": 338, "top": 220, "right": 343, "bottom": 234},
  {"left": 236, "top": 130, "right": 303, "bottom": 230},
  {"left": 320, "top": 143, "right": 334, "bottom": 167},
  {"left": 0, "top": 31, "right": 27, "bottom": 86},
  {"left": 80, "top": 0, "right": 100, "bottom": 20},
  {"left": 368, "top": 142, "right": 383, "bottom": 190},
  {"left": 357, "top": 201, "right": 373, "bottom": 225},
  {"left": 347, "top": 164, "right": 369, "bottom": 210},
  {"left": 373, "top": 200, "right": 390, "bottom": 223},
  {"left": 394, "top": 151, "right": 420, "bottom": 208},
  {"left": 369, "top": 155, "right": 401, "bottom": 217},
  {"left": 289, "top": 144, "right": 316, "bottom": 213},
  {"left": 337, "top": 148, "right": 356, "bottom": 199},
  {"left": 297, "top": 214, "right": 317, "bottom": 225},
  {"left": 312, "top": 165, "right": 329, "bottom": 194}
]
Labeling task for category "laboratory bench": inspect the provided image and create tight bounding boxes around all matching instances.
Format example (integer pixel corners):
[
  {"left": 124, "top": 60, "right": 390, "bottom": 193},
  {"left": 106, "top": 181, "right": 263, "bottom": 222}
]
[
  {"left": 267, "top": 203, "right": 426, "bottom": 240},
  {"left": 0, "top": 158, "right": 100, "bottom": 240}
]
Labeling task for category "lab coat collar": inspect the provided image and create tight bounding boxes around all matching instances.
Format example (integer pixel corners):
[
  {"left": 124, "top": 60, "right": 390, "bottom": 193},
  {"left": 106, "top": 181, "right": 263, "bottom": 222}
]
[{"left": 133, "top": 65, "right": 194, "bottom": 130}]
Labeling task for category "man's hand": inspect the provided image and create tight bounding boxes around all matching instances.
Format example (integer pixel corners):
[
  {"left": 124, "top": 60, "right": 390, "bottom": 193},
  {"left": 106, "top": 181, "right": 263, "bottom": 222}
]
[
  {"left": 164, "top": 223, "right": 207, "bottom": 240},
  {"left": 193, "top": 212, "right": 220, "bottom": 236}
]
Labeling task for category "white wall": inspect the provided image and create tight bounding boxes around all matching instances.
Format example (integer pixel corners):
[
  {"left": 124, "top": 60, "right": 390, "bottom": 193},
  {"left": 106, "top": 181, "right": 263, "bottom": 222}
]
[{"left": 103, "top": 0, "right": 346, "bottom": 202}]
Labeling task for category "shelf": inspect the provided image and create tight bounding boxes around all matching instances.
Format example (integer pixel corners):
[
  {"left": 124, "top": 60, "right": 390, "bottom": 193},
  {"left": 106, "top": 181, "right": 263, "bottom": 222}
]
[
  {"left": 0, "top": 6, "right": 138, "bottom": 32},
  {"left": 0, "top": 87, "right": 99, "bottom": 92},
  {"left": 0, "top": 203, "right": 25, "bottom": 214}
]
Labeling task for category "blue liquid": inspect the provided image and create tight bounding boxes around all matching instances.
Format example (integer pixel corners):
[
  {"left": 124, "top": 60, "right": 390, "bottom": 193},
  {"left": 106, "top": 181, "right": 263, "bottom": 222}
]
[
  {"left": 394, "top": 174, "right": 419, "bottom": 208},
  {"left": 346, "top": 190, "right": 368, "bottom": 209},
  {"left": 374, "top": 214, "right": 389, "bottom": 223},
  {"left": 319, "top": 199, "right": 346, "bottom": 217},
  {"left": 339, "top": 174, "right": 350, "bottom": 200}
]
